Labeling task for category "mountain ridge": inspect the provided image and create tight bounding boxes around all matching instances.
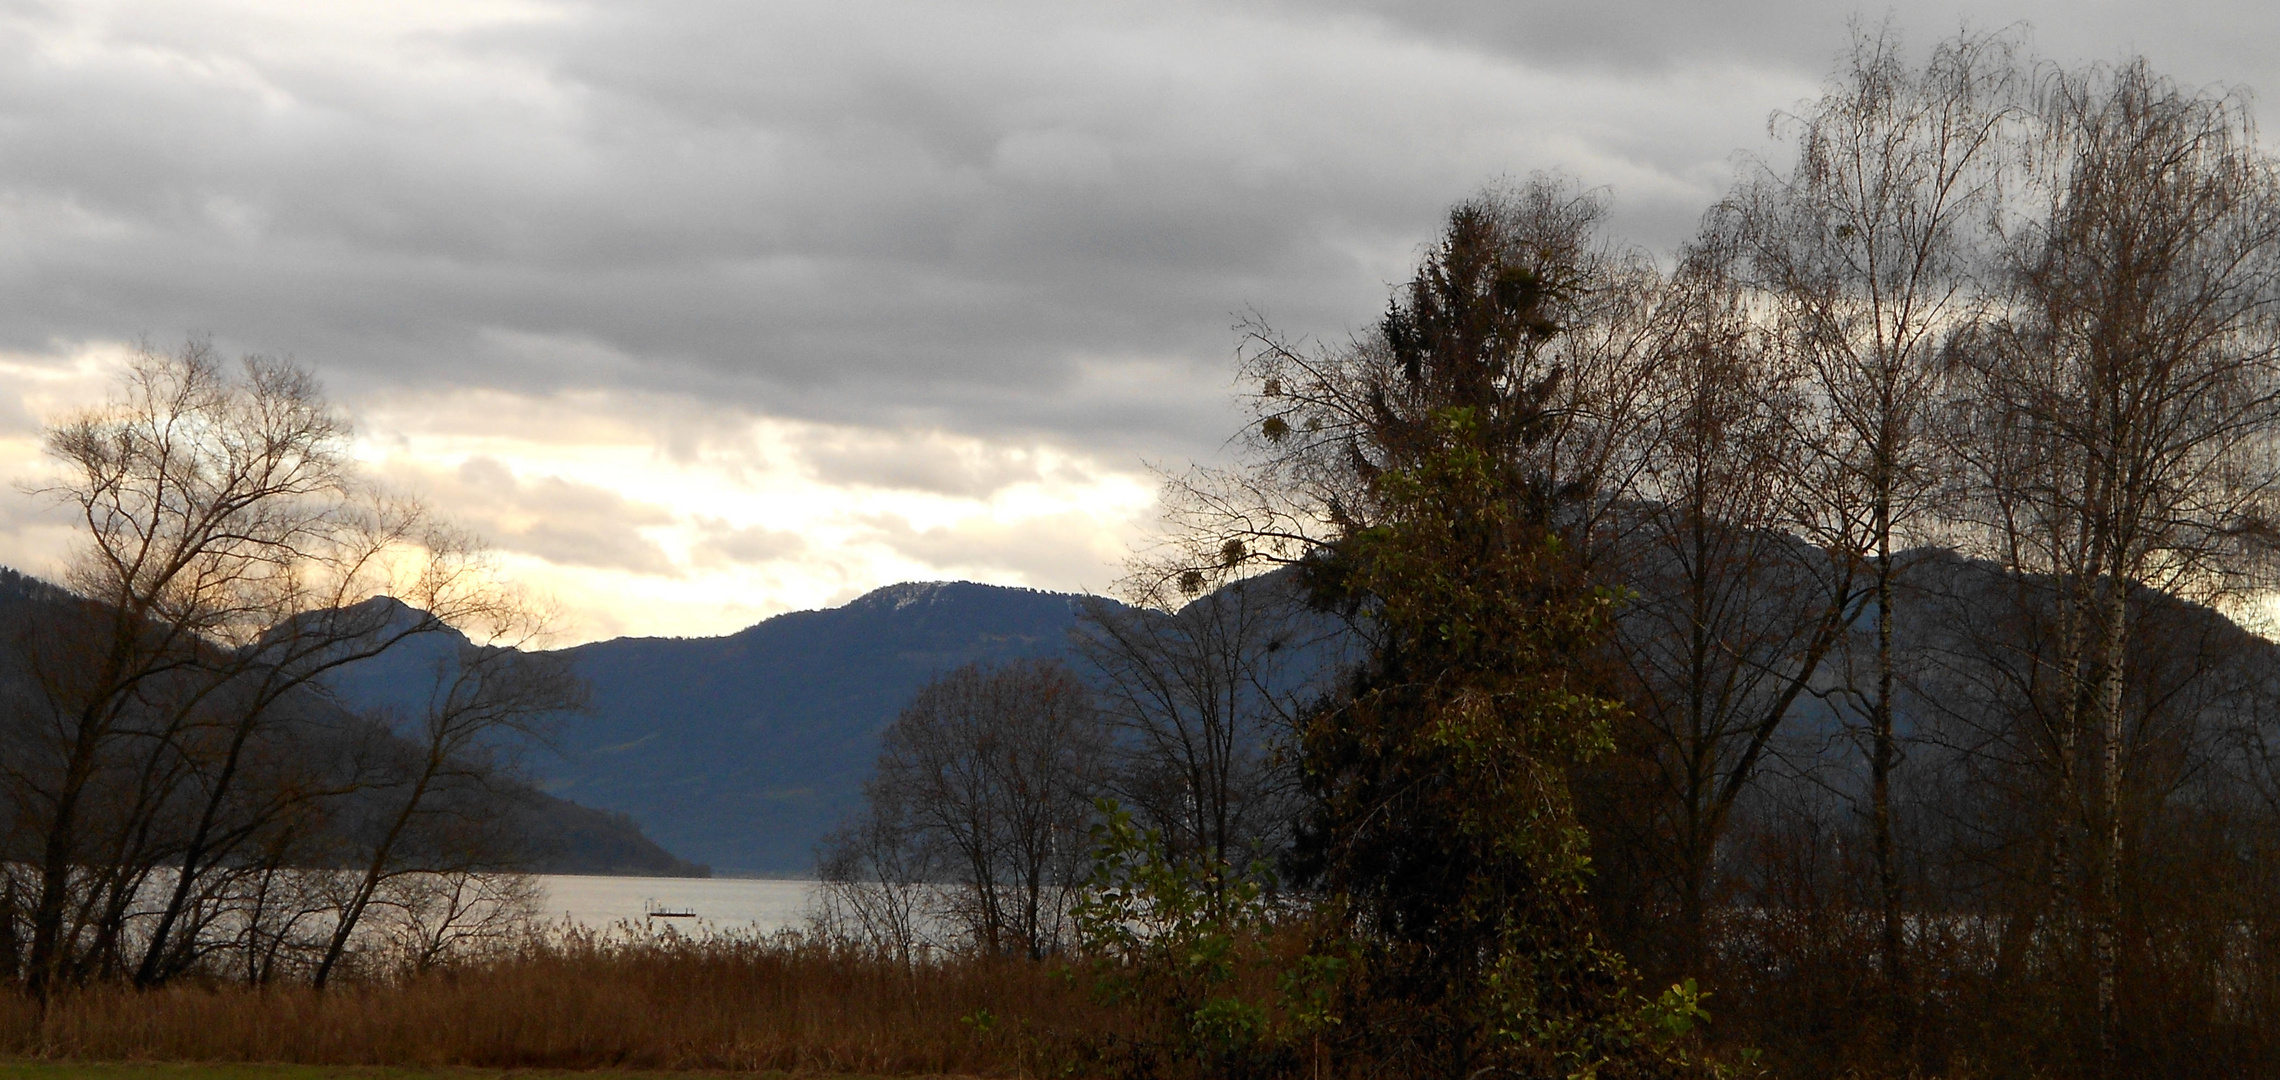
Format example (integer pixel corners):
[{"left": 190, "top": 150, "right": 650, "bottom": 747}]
[
  {"left": 0, "top": 566, "right": 707, "bottom": 878},
  {"left": 535, "top": 579, "right": 1101, "bottom": 870}
]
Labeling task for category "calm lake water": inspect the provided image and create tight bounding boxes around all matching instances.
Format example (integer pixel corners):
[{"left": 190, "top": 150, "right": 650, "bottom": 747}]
[{"left": 533, "top": 875, "right": 820, "bottom": 934}]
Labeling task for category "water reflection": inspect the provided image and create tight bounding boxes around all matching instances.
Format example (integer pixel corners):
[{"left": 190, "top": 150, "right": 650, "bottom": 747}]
[{"left": 535, "top": 875, "right": 820, "bottom": 934}]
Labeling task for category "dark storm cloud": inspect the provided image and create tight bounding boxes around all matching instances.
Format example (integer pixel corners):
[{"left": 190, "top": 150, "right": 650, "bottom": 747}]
[{"left": 0, "top": 0, "right": 2274, "bottom": 470}]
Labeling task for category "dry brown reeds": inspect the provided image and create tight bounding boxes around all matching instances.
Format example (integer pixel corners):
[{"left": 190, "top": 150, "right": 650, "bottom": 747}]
[{"left": 0, "top": 929, "right": 1124, "bottom": 1075}]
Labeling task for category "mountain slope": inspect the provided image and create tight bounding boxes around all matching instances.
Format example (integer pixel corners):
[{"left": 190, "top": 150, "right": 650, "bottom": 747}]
[
  {"left": 0, "top": 568, "right": 702, "bottom": 877},
  {"left": 324, "top": 549, "right": 2280, "bottom": 878},
  {"left": 542, "top": 581, "right": 1093, "bottom": 871}
]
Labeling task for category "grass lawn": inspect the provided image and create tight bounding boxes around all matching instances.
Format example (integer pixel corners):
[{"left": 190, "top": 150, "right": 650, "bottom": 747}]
[{"left": 0, "top": 1066, "right": 914, "bottom": 1080}]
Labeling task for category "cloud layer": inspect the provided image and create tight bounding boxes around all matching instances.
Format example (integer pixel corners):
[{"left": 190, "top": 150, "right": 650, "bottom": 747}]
[{"left": 1, "top": 0, "right": 2274, "bottom": 638}]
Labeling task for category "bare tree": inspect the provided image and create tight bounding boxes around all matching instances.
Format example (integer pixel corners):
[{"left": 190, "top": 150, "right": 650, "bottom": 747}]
[
  {"left": 1947, "top": 58, "right": 2280, "bottom": 1054},
  {"left": 815, "top": 793, "right": 941, "bottom": 969},
  {"left": 857, "top": 658, "right": 1107, "bottom": 958},
  {"left": 4, "top": 340, "right": 563, "bottom": 994},
  {"left": 312, "top": 627, "right": 579, "bottom": 988},
  {"left": 1588, "top": 239, "right": 1863, "bottom": 970},
  {"left": 1727, "top": 25, "right": 2018, "bottom": 990},
  {"left": 369, "top": 869, "right": 543, "bottom": 977},
  {"left": 1075, "top": 571, "right": 1339, "bottom": 880}
]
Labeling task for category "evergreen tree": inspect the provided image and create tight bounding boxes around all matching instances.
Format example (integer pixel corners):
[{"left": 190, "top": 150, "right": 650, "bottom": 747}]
[{"left": 1287, "top": 196, "right": 1673, "bottom": 1077}]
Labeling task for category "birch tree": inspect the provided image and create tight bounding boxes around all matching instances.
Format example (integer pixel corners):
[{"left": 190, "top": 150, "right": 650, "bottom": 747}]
[{"left": 1948, "top": 59, "right": 2280, "bottom": 1054}]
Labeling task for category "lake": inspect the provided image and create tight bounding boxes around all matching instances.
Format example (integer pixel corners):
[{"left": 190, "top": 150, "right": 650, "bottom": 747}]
[{"left": 534, "top": 874, "right": 821, "bottom": 934}]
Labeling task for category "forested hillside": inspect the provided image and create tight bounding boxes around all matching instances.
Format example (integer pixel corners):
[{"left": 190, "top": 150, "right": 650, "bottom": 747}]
[{"left": 0, "top": 568, "right": 700, "bottom": 878}]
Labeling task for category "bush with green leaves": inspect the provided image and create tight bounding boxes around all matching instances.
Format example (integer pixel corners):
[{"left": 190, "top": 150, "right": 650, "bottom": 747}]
[{"left": 1071, "top": 799, "right": 1303, "bottom": 1077}]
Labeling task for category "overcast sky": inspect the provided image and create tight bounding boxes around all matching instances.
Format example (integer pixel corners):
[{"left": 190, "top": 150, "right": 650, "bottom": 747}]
[{"left": 2, "top": 0, "right": 2275, "bottom": 642}]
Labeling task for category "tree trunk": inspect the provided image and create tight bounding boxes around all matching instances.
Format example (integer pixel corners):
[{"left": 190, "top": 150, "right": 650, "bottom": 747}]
[
  {"left": 2090, "top": 574, "right": 2129, "bottom": 1068},
  {"left": 25, "top": 699, "right": 109, "bottom": 999},
  {"left": 135, "top": 711, "right": 265, "bottom": 987},
  {"left": 1870, "top": 532, "right": 1903, "bottom": 992},
  {"left": 313, "top": 764, "right": 436, "bottom": 989}
]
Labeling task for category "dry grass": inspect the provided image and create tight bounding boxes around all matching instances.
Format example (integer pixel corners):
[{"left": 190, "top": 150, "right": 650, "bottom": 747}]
[
  {"left": 0, "top": 933, "right": 1120, "bottom": 1076},
  {"left": 0, "top": 1067, "right": 911, "bottom": 1080}
]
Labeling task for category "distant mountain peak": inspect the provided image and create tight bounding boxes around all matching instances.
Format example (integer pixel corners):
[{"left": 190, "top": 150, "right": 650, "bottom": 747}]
[
  {"left": 338, "top": 593, "right": 434, "bottom": 629},
  {"left": 844, "top": 580, "right": 1058, "bottom": 613},
  {"left": 849, "top": 581, "right": 953, "bottom": 611}
]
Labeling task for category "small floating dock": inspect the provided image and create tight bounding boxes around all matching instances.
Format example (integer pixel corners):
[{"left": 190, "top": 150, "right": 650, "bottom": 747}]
[{"left": 643, "top": 899, "right": 697, "bottom": 919}]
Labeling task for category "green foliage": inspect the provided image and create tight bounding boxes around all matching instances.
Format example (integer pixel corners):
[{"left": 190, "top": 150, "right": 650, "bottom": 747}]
[
  {"left": 1646, "top": 979, "right": 1712, "bottom": 1043},
  {"left": 1285, "top": 201, "right": 1699, "bottom": 1078},
  {"left": 1293, "top": 412, "right": 1661, "bottom": 1073},
  {"left": 960, "top": 1007, "right": 1000, "bottom": 1035},
  {"left": 1072, "top": 799, "right": 1285, "bottom": 1072},
  {"left": 1275, "top": 950, "right": 1348, "bottom": 1038}
]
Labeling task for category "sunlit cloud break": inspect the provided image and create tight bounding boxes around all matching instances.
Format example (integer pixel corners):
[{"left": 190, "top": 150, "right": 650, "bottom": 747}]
[{"left": 352, "top": 388, "right": 1157, "bottom": 643}]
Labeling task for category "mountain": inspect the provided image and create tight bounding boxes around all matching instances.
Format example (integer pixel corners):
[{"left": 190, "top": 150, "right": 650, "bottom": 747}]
[
  {"left": 322, "top": 576, "right": 1361, "bottom": 874},
  {"left": 511, "top": 793, "right": 710, "bottom": 876},
  {"left": 300, "top": 596, "right": 714, "bottom": 876},
  {"left": 0, "top": 568, "right": 703, "bottom": 877},
  {"left": 257, "top": 544, "right": 2280, "bottom": 879},
  {"left": 541, "top": 581, "right": 1092, "bottom": 872}
]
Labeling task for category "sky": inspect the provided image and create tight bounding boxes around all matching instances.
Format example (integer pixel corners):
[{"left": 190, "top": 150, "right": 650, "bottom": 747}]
[{"left": 2, "top": 0, "right": 2276, "bottom": 644}]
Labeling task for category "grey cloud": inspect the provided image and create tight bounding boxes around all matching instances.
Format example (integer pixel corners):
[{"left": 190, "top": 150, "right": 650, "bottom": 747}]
[
  {"left": 688, "top": 517, "right": 807, "bottom": 568},
  {"left": 1291, "top": 0, "right": 1876, "bottom": 75},
  {"left": 0, "top": 386, "right": 43, "bottom": 438},
  {"left": 0, "top": 474, "right": 78, "bottom": 580},
  {"left": 1, "top": 0, "right": 2275, "bottom": 476},
  {"left": 388, "top": 455, "right": 679, "bottom": 576},
  {"left": 798, "top": 427, "right": 1046, "bottom": 497},
  {"left": 0, "top": 2, "right": 1652, "bottom": 462},
  {"left": 1314, "top": 1, "right": 2280, "bottom": 90},
  {"left": 859, "top": 509, "right": 1128, "bottom": 591}
]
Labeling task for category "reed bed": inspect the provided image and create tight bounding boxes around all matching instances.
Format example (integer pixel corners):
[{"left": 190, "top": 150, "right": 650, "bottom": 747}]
[{"left": 0, "top": 930, "right": 1122, "bottom": 1075}]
